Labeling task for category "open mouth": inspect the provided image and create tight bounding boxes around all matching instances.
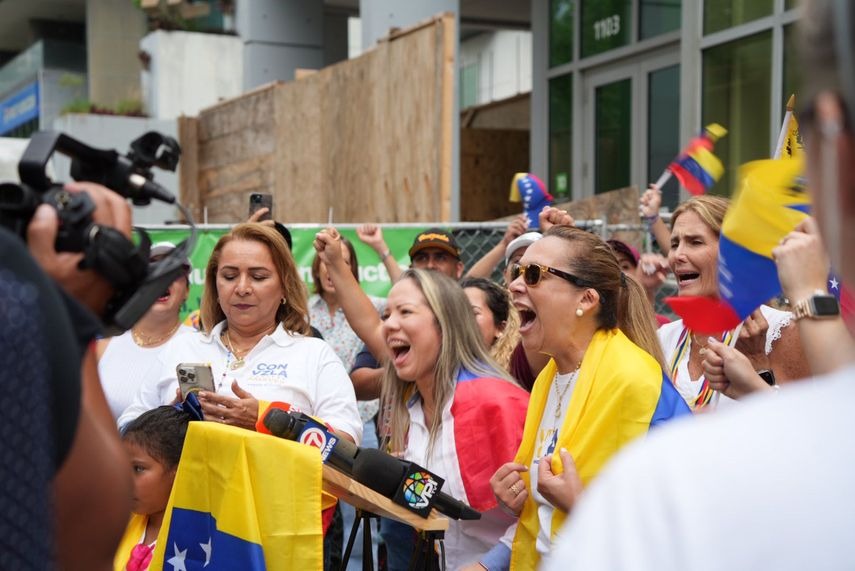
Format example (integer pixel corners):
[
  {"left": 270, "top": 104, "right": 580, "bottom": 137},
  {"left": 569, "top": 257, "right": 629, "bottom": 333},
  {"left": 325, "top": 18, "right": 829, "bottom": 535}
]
[
  {"left": 677, "top": 272, "right": 700, "bottom": 287},
  {"left": 156, "top": 290, "right": 171, "bottom": 302},
  {"left": 517, "top": 307, "right": 537, "bottom": 333},
  {"left": 387, "top": 340, "right": 411, "bottom": 366}
]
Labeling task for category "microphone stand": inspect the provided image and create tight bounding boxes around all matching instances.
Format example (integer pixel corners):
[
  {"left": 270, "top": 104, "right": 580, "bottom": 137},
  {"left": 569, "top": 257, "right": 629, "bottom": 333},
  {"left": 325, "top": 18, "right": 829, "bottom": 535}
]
[{"left": 322, "top": 466, "right": 448, "bottom": 571}]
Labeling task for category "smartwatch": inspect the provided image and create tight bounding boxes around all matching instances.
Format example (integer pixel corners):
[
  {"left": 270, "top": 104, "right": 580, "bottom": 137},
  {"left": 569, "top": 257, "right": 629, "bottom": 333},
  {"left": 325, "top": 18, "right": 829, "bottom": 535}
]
[{"left": 791, "top": 291, "right": 840, "bottom": 320}]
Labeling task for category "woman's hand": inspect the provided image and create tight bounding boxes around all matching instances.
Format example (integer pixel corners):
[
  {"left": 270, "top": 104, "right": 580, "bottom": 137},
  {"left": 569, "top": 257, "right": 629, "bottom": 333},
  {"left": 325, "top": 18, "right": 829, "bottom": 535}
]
[
  {"left": 734, "top": 309, "right": 771, "bottom": 371},
  {"left": 637, "top": 253, "right": 669, "bottom": 290},
  {"left": 702, "top": 337, "right": 772, "bottom": 399},
  {"left": 536, "top": 449, "right": 582, "bottom": 514},
  {"left": 772, "top": 217, "right": 830, "bottom": 303},
  {"left": 502, "top": 215, "right": 529, "bottom": 246},
  {"left": 313, "top": 227, "right": 344, "bottom": 265},
  {"left": 640, "top": 183, "right": 662, "bottom": 220},
  {"left": 490, "top": 461, "right": 529, "bottom": 516},
  {"left": 538, "top": 206, "right": 574, "bottom": 232},
  {"left": 356, "top": 224, "right": 386, "bottom": 253},
  {"left": 198, "top": 381, "right": 260, "bottom": 430}
]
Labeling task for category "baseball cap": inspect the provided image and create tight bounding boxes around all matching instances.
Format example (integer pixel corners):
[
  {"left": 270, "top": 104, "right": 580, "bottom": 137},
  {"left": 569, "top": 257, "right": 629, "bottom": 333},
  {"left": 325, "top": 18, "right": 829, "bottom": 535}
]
[
  {"left": 409, "top": 228, "right": 461, "bottom": 259},
  {"left": 149, "top": 241, "right": 191, "bottom": 271},
  {"left": 505, "top": 231, "right": 543, "bottom": 264},
  {"left": 606, "top": 239, "right": 640, "bottom": 268}
]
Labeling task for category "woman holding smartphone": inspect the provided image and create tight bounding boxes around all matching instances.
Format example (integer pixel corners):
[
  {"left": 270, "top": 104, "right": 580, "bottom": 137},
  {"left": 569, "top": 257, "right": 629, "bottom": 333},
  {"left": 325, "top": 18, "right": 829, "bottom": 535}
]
[{"left": 118, "top": 223, "right": 362, "bottom": 443}]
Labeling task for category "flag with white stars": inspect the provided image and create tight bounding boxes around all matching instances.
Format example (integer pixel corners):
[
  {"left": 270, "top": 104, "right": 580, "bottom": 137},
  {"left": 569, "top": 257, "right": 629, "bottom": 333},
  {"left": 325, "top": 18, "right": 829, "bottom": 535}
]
[{"left": 150, "top": 423, "right": 323, "bottom": 570}]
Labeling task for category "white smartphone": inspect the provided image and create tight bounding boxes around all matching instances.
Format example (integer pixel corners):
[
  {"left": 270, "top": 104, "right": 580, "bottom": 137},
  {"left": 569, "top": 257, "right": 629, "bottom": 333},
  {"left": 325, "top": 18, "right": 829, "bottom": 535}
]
[{"left": 176, "top": 363, "right": 215, "bottom": 399}]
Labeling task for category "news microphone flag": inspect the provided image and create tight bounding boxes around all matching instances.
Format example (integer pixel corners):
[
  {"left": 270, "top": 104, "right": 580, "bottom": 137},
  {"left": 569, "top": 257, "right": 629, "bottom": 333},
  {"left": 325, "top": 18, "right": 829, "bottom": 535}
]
[
  {"left": 667, "top": 157, "right": 809, "bottom": 332},
  {"left": 666, "top": 123, "right": 728, "bottom": 195},
  {"left": 509, "top": 173, "right": 553, "bottom": 230},
  {"left": 149, "top": 422, "right": 322, "bottom": 570}
]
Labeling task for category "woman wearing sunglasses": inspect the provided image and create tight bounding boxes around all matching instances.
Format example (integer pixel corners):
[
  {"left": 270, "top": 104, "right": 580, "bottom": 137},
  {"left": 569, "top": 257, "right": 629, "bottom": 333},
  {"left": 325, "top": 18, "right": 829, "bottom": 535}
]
[{"left": 479, "top": 225, "right": 690, "bottom": 571}]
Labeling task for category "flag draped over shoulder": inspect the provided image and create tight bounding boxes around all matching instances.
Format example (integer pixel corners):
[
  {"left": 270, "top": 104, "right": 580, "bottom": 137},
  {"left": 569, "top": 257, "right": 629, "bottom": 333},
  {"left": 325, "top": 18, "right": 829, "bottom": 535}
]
[
  {"left": 450, "top": 373, "right": 529, "bottom": 512},
  {"left": 510, "top": 329, "right": 690, "bottom": 570},
  {"left": 667, "top": 157, "right": 809, "bottom": 332},
  {"left": 668, "top": 123, "right": 728, "bottom": 195},
  {"left": 150, "top": 422, "right": 323, "bottom": 571},
  {"left": 509, "top": 173, "right": 553, "bottom": 230}
]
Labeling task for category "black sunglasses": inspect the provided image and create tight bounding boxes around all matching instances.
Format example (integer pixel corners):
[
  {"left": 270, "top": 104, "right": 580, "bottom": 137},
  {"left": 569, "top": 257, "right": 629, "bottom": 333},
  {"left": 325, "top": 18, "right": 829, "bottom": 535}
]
[{"left": 511, "top": 263, "right": 589, "bottom": 288}]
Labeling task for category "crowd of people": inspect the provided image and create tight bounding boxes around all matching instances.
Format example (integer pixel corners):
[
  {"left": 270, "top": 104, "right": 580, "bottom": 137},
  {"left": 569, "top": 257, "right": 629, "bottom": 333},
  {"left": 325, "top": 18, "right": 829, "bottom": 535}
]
[{"left": 4, "top": 1, "right": 854, "bottom": 569}]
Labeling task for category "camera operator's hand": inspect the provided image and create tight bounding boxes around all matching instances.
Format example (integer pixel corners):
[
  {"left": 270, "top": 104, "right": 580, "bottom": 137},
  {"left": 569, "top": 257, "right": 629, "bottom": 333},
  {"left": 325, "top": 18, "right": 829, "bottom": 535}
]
[{"left": 27, "top": 182, "right": 132, "bottom": 316}]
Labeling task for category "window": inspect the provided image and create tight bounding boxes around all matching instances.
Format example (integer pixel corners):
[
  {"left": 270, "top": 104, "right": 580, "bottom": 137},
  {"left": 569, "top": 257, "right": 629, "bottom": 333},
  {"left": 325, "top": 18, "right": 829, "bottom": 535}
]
[
  {"left": 640, "top": 0, "right": 681, "bottom": 40},
  {"left": 782, "top": 24, "right": 801, "bottom": 105},
  {"left": 704, "top": 0, "right": 774, "bottom": 35},
  {"left": 702, "top": 31, "right": 772, "bottom": 195},
  {"left": 648, "top": 65, "right": 681, "bottom": 209},
  {"left": 460, "top": 61, "right": 479, "bottom": 109},
  {"left": 581, "top": 0, "right": 631, "bottom": 58},
  {"left": 550, "top": 0, "right": 574, "bottom": 67},
  {"left": 549, "top": 74, "right": 573, "bottom": 200},
  {"left": 594, "top": 78, "right": 631, "bottom": 194}
]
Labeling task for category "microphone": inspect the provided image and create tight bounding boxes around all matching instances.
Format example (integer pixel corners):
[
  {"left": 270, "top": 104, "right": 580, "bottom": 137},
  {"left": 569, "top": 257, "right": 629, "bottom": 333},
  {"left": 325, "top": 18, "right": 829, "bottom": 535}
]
[
  {"left": 261, "top": 406, "right": 481, "bottom": 520},
  {"left": 352, "top": 449, "right": 481, "bottom": 521},
  {"left": 261, "top": 406, "right": 358, "bottom": 475}
]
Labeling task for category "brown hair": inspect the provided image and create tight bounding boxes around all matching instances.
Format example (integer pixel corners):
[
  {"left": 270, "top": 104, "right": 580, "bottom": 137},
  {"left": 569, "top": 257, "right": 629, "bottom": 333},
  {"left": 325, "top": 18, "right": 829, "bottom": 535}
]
[
  {"left": 671, "top": 195, "right": 730, "bottom": 238},
  {"left": 311, "top": 236, "right": 359, "bottom": 295},
  {"left": 199, "top": 223, "right": 311, "bottom": 335},
  {"left": 543, "top": 225, "right": 665, "bottom": 368}
]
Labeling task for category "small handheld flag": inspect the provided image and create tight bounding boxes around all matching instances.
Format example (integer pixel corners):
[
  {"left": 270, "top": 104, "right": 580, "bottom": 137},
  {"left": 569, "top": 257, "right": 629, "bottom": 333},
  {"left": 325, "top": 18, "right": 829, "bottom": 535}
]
[
  {"left": 509, "top": 173, "right": 553, "bottom": 230},
  {"left": 773, "top": 95, "right": 804, "bottom": 160},
  {"left": 654, "top": 124, "right": 728, "bottom": 196}
]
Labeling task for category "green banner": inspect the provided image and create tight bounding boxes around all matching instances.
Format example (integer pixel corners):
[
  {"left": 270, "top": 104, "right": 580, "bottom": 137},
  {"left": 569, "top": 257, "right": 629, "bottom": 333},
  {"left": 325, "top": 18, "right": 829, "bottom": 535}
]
[{"left": 144, "top": 226, "right": 426, "bottom": 319}]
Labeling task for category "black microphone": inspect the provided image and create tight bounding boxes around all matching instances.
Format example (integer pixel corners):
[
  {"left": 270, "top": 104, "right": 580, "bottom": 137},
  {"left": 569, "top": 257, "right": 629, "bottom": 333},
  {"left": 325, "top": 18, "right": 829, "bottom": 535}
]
[
  {"left": 352, "top": 449, "right": 481, "bottom": 521},
  {"left": 263, "top": 408, "right": 481, "bottom": 520}
]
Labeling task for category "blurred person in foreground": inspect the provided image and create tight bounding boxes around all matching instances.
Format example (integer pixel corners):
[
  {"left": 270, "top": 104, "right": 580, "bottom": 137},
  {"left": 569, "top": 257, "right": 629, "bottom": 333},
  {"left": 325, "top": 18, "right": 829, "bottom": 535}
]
[
  {"left": 0, "top": 182, "right": 135, "bottom": 569},
  {"left": 543, "top": 2, "right": 855, "bottom": 568}
]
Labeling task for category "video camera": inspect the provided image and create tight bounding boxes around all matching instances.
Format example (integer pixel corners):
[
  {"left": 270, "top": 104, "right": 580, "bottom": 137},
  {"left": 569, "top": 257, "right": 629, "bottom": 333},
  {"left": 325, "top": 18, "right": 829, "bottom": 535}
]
[{"left": 0, "top": 130, "right": 197, "bottom": 335}]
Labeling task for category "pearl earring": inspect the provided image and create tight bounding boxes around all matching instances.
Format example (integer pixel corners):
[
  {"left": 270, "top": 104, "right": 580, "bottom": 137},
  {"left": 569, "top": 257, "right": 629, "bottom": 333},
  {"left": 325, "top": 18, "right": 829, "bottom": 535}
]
[
  {"left": 281, "top": 297, "right": 287, "bottom": 305},
  {"left": 575, "top": 308, "right": 584, "bottom": 317}
]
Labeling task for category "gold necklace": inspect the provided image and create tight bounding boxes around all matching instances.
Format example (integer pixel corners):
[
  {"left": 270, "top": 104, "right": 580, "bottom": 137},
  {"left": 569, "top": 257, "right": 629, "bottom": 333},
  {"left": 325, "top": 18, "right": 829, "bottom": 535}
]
[
  {"left": 223, "top": 324, "right": 277, "bottom": 370},
  {"left": 131, "top": 321, "right": 181, "bottom": 348},
  {"left": 552, "top": 363, "right": 581, "bottom": 425}
]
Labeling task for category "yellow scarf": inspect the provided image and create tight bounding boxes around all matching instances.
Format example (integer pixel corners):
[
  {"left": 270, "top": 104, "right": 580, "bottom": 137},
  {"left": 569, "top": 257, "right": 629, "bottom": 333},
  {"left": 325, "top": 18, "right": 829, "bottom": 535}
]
[{"left": 510, "top": 329, "right": 665, "bottom": 570}]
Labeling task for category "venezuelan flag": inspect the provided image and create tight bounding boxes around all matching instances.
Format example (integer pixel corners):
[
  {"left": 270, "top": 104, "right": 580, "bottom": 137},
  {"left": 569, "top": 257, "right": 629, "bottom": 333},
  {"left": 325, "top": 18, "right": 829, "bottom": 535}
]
[
  {"left": 668, "top": 124, "right": 728, "bottom": 195},
  {"left": 668, "top": 157, "right": 809, "bottom": 332},
  {"left": 149, "top": 422, "right": 323, "bottom": 570},
  {"left": 509, "top": 173, "right": 553, "bottom": 230}
]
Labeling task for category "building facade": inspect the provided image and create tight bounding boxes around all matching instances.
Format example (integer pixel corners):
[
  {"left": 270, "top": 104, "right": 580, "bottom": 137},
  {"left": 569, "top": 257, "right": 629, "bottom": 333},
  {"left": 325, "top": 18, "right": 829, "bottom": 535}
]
[{"left": 531, "top": 0, "right": 801, "bottom": 208}]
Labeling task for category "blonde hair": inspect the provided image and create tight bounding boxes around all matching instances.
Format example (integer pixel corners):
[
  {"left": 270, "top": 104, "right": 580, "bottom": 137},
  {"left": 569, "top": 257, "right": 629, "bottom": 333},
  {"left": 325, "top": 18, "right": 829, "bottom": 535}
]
[
  {"left": 199, "top": 223, "right": 311, "bottom": 335},
  {"left": 380, "top": 269, "right": 515, "bottom": 456},
  {"left": 671, "top": 195, "right": 730, "bottom": 237},
  {"left": 544, "top": 225, "right": 666, "bottom": 368}
]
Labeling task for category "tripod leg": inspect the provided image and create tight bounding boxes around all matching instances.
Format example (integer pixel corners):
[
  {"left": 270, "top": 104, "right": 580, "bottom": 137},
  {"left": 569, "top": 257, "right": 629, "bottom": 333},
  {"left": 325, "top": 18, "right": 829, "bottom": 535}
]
[
  {"left": 340, "top": 508, "right": 363, "bottom": 571},
  {"left": 362, "top": 515, "right": 374, "bottom": 571}
]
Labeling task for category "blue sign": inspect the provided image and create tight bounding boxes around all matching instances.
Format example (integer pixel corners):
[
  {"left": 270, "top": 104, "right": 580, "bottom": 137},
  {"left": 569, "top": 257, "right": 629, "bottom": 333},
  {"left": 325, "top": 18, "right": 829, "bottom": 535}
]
[{"left": 0, "top": 82, "right": 39, "bottom": 135}]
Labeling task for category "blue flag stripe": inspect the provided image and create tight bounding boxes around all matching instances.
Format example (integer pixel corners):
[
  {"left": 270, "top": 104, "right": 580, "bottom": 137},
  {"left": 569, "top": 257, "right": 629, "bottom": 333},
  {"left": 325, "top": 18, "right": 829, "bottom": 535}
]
[
  {"left": 719, "top": 235, "right": 781, "bottom": 319},
  {"left": 164, "top": 508, "right": 267, "bottom": 570},
  {"left": 651, "top": 371, "right": 692, "bottom": 427}
]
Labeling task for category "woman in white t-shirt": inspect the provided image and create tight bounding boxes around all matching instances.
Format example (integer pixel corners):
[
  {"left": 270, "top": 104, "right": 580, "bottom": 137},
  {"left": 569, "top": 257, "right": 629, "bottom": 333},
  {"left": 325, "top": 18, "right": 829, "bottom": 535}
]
[{"left": 660, "top": 195, "right": 809, "bottom": 411}]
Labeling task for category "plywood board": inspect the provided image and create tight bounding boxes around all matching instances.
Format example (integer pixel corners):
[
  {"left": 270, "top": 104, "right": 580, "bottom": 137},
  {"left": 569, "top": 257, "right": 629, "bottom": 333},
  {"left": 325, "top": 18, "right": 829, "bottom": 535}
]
[{"left": 460, "top": 128, "right": 529, "bottom": 221}]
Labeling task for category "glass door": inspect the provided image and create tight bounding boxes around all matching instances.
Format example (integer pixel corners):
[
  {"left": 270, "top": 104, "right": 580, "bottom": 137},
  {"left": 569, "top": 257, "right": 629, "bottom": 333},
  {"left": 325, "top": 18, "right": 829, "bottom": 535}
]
[{"left": 582, "top": 50, "right": 680, "bottom": 204}]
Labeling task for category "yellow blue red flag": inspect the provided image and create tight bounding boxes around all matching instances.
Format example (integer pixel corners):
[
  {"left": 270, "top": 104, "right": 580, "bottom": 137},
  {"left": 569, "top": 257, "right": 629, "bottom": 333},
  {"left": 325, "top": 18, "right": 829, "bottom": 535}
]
[
  {"left": 668, "top": 123, "right": 728, "bottom": 195},
  {"left": 668, "top": 157, "right": 809, "bottom": 331},
  {"left": 149, "top": 422, "right": 323, "bottom": 570}
]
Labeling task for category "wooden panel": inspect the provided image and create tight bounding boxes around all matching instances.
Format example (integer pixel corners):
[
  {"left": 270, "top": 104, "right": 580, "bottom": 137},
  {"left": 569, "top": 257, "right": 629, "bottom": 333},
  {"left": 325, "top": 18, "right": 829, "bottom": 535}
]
[
  {"left": 189, "top": 14, "right": 455, "bottom": 225},
  {"left": 460, "top": 128, "right": 530, "bottom": 221},
  {"left": 177, "top": 115, "right": 200, "bottom": 221}
]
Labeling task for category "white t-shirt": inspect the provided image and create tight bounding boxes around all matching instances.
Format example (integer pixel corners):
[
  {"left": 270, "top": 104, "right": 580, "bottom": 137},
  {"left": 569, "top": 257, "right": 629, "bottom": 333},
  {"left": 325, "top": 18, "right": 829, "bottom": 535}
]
[
  {"left": 98, "top": 325, "right": 194, "bottom": 421},
  {"left": 117, "top": 321, "right": 362, "bottom": 443},
  {"left": 405, "top": 398, "right": 516, "bottom": 571},
  {"left": 658, "top": 304, "right": 793, "bottom": 410},
  {"left": 543, "top": 364, "right": 855, "bottom": 571}
]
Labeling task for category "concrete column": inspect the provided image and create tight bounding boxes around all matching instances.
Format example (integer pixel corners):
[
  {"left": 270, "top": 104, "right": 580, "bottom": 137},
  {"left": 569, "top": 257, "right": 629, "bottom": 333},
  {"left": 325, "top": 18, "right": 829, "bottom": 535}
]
[
  {"left": 529, "top": 0, "right": 549, "bottom": 190},
  {"left": 236, "top": 0, "right": 324, "bottom": 90},
  {"left": 359, "top": 0, "right": 461, "bottom": 220},
  {"left": 86, "top": 0, "right": 147, "bottom": 108}
]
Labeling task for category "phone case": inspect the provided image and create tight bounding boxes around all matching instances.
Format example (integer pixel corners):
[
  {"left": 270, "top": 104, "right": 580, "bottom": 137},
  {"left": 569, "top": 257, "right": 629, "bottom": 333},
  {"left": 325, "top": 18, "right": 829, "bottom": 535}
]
[
  {"left": 249, "top": 193, "right": 273, "bottom": 220},
  {"left": 176, "top": 363, "right": 215, "bottom": 397}
]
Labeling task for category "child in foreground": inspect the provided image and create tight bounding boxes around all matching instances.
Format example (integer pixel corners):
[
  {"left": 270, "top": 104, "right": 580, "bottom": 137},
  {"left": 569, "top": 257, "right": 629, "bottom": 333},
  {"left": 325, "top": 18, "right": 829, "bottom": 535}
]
[{"left": 114, "top": 406, "right": 191, "bottom": 571}]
